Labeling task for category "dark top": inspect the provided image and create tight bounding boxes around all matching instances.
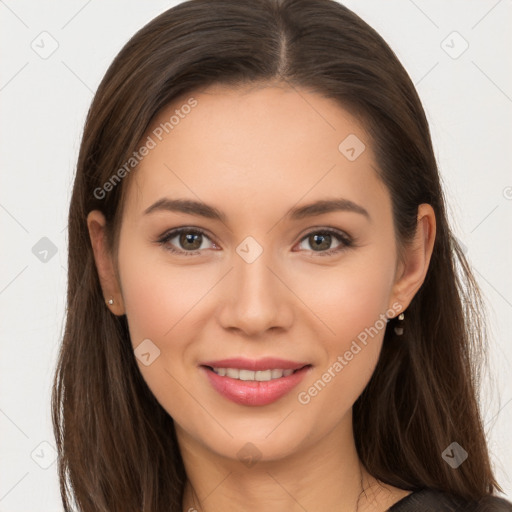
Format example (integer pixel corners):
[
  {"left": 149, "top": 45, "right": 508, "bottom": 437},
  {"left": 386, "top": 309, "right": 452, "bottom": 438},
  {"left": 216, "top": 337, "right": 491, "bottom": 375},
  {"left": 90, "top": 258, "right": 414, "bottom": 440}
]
[{"left": 388, "top": 488, "right": 512, "bottom": 511}]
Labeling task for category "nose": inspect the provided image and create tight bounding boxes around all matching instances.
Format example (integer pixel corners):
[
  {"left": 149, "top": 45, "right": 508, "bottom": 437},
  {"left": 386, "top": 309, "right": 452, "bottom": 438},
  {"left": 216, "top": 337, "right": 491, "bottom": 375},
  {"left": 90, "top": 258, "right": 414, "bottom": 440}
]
[{"left": 216, "top": 249, "right": 294, "bottom": 337}]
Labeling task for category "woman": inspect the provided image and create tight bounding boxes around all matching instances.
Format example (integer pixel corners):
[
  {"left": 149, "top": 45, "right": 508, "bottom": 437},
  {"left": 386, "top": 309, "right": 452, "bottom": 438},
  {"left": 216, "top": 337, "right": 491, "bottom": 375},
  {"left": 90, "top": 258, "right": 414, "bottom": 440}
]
[{"left": 52, "top": 0, "right": 512, "bottom": 510}]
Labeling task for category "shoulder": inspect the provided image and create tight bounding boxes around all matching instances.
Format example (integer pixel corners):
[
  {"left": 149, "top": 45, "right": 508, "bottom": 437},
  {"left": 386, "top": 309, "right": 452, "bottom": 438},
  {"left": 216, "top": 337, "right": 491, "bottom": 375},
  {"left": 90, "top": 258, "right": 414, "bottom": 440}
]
[{"left": 388, "top": 488, "right": 512, "bottom": 512}]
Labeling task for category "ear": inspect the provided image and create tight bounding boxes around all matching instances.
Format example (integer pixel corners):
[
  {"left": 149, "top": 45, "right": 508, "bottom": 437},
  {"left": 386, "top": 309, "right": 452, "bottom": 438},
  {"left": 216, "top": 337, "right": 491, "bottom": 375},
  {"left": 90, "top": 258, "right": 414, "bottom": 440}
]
[
  {"left": 87, "top": 210, "right": 126, "bottom": 316},
  {"left": 388, "top": 203, "right": 436, "bottom": 314}
]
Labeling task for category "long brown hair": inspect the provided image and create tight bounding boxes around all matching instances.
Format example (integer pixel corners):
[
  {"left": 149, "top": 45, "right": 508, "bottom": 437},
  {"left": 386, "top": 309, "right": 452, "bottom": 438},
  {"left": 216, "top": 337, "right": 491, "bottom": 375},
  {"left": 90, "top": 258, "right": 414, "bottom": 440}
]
[{"left": 52, "top": 0, "right": 503, "bottom": 510}]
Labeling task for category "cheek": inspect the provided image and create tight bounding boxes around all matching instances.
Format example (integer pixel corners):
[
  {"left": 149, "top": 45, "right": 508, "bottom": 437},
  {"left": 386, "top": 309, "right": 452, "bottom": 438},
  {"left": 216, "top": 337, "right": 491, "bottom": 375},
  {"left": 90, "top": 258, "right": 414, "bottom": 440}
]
[
  {"left": 117, "top": 242, "right": 217, "bottom": 422},
  {"left": 290, "top": 253, "right": 394, "bottom": 413},
  {"left": 295, "top": 336, "right": 383, "bottom": 436},
  {"left": 294, "top": 272, "right": 388, "bottom": 425},
  {"left": 291, "top": 252, "right": 395, "bottom": 349},
  {"left": 118, "top": 240, "right": 217, "bottom": 346}
]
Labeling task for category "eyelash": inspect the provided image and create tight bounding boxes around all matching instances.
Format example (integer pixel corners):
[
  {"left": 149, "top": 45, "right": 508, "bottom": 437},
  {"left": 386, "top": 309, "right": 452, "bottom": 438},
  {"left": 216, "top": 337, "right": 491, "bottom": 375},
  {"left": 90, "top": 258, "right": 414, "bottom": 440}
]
[{"left": 156, "top": 227, "right": 355, "bottom": 257}]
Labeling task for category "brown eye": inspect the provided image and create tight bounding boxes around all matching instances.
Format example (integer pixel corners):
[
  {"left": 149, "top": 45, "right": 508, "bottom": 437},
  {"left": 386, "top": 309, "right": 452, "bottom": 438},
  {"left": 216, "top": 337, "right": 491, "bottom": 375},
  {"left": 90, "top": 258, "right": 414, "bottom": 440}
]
[
  {"left": 297, "top": 229, "right": 353, "bottom": 256},
  {"left": 158, "top": 228, "right": 215, "bottom": 255},
  {"left": 179, "top": 232, "right": 203, "bottom": 250},
  {"left": 308, "top": 233, "right": 332, "bottom": 251}
]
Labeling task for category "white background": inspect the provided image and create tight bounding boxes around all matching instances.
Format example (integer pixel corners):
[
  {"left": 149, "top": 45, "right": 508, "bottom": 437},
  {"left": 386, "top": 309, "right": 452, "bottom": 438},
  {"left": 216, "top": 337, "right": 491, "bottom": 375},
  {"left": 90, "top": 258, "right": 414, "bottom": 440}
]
[{"left": 0, "top": 0, "right": 511, "bottom": 510}]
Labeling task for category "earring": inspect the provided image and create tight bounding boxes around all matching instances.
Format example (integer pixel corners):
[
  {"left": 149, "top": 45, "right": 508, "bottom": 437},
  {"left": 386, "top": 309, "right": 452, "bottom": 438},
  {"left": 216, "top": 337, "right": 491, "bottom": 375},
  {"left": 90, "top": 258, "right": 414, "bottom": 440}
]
[
  {"left": 106, "top": 298, "right": 114, "bottom": 306},
  {"left": 394, "top": 312, "right": 405, "bottom": 335}
]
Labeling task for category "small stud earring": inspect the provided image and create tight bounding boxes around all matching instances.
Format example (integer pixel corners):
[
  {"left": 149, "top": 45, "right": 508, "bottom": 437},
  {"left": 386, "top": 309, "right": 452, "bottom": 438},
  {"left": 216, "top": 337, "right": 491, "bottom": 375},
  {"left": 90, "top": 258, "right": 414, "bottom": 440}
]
[
  {"left": 106, "top": 298, "right": 114, "bottom": 306},
  {"left": 394, "top": 312, "right": 405, "bottom": 335}
]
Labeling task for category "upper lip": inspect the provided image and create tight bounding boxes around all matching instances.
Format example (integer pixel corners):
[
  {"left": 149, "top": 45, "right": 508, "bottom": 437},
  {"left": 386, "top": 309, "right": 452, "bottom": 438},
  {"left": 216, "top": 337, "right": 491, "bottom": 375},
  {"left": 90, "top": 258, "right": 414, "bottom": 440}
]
[{"left": 200, "top": 357, "right": 310, "bottom": 371}]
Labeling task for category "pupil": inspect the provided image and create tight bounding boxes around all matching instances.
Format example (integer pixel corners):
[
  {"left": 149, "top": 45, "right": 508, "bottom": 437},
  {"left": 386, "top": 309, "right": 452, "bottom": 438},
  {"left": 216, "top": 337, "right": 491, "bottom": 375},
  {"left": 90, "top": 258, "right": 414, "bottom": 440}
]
[
  {"left": 181, "top": 232, "right": 201, "bottom": 250},
  {"left": 311, "top": 233, "right": 330, "bottom": 251}
]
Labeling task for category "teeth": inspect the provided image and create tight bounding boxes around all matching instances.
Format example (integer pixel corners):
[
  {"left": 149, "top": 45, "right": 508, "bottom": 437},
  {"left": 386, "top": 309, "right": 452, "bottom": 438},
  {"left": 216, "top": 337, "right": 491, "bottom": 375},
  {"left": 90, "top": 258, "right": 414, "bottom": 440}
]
[
  {"left": 226, "top": 368, "right": 239, "bottom": 379},
  {"left": 239, "top": 369, "right": 256, "bottom": 381},
  {"left": 212, "top": 367, "right": 296, "bottom": 381}
]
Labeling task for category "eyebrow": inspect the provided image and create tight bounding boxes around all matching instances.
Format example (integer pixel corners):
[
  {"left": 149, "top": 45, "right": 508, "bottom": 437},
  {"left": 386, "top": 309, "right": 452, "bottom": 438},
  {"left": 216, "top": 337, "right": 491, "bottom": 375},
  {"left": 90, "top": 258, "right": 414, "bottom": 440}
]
[{"left": 143, "top": 197, "right": 370, "bottom": 222}]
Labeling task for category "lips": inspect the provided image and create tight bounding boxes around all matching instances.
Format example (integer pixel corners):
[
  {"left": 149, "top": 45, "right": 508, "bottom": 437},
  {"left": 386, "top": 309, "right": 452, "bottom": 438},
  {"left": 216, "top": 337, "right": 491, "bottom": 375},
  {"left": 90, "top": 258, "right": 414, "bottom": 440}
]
[{"left": 199, "top": 357, "right": 312, "bottom": 406}]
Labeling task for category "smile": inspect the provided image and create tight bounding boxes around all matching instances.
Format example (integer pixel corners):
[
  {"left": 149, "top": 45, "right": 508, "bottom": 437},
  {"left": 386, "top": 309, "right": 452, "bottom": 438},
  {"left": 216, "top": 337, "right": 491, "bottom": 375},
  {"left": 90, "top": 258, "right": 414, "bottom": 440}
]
[
  {"left": 209, "top": 367, "right": 297, "bottom": 381},
  {"left": 201, "top": 363, "right": 312, "bottom": 406}
]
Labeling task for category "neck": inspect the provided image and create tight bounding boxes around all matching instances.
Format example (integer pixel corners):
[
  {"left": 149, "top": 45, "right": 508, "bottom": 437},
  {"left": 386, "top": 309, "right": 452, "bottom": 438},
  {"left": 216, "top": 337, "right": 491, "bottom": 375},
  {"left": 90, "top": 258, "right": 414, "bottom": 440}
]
[{"left": 177, "top": 415, "right": 390, "bottom": 512}]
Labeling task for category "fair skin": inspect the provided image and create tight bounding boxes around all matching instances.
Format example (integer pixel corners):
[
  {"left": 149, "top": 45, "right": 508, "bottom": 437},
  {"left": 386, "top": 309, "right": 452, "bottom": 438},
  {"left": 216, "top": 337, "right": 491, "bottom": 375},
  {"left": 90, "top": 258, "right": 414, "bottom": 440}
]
[{"left": 88, "top": 83, "right": 436, "bottom": 512}]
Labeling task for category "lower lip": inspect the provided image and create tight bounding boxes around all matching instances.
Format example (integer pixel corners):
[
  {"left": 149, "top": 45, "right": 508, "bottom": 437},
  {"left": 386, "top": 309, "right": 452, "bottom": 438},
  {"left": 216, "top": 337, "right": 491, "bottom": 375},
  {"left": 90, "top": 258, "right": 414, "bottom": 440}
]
[{"left": 201, "top": 365, "right": 311, "bottom": 406}]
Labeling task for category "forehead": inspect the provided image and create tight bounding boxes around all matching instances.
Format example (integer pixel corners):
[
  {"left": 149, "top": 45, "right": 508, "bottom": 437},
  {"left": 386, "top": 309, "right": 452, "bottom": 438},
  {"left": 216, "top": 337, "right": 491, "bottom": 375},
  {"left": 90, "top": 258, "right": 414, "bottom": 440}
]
[{"left": 124, "top": 83, "right": 388, "bottom": 220}]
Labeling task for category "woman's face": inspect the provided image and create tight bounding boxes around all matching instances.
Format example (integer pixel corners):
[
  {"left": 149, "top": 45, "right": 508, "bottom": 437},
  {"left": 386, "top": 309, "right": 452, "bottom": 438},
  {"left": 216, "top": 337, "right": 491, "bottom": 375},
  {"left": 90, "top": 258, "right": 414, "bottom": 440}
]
[{"left": 107, "top": 84, "right": 409, "bottom": 462}]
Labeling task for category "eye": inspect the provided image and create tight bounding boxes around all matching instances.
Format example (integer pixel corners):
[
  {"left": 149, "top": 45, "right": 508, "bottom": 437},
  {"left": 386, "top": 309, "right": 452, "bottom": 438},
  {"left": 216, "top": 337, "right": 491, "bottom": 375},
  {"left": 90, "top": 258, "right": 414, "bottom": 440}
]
[
  {"left": 157, "top": 228, "right": 216, "bottom": 256},
  {"left": 295, "top": 228, "right": 353, "bottom": 256}
]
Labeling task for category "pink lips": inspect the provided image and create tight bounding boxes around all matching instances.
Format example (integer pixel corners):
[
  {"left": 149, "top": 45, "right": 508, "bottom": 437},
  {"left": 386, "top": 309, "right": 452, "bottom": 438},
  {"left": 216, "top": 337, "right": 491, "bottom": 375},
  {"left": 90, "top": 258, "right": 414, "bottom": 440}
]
[{"left": 200, "top": 357, "right": 312, "bottom": 406}]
